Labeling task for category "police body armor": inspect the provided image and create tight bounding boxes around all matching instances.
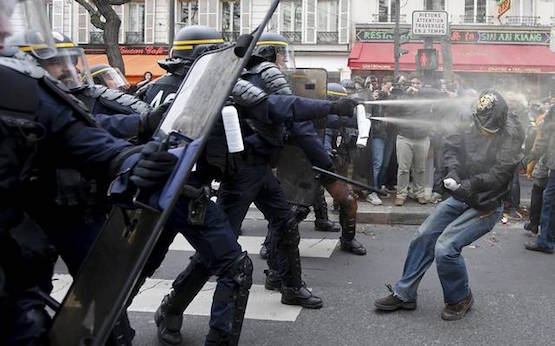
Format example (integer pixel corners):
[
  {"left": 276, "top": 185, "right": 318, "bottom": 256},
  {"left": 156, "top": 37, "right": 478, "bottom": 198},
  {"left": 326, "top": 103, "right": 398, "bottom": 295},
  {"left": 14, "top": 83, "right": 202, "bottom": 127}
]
[
  {"left": 137, "top": 73, "right": 183, "bottom": 108},
  {"left": 275, "top": 67, "right": 328, "bottom": 206},
  {"left": 79, "top": 85, "right": 151, "bottom": 116}
]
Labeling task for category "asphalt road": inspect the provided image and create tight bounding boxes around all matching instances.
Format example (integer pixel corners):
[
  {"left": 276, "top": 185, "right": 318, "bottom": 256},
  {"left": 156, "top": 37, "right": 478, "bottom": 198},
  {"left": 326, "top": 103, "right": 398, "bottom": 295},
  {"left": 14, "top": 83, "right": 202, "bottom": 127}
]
[{"left": 94, "top": 216, "right": 555, "bottom": 346}]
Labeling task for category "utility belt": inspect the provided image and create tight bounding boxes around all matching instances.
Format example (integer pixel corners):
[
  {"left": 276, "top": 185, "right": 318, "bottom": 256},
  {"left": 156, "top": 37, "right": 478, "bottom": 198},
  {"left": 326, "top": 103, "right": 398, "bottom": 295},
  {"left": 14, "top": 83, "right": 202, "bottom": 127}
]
[
  {"left": 181, "top": 184, "right": 216, "bottom": 226},
  {"left": 237, "top": 148, "right": 271, "bottom": 167}
]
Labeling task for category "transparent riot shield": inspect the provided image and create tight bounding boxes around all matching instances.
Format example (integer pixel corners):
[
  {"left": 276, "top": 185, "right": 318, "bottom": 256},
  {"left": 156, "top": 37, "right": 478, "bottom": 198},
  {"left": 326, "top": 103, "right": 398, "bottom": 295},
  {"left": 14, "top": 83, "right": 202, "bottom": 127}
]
[
  {"left": 49, "top": 45, "right": 253, "bottom": 346},
  {"left": 276, "top": 68, "right": 328, "bottom": 206}
]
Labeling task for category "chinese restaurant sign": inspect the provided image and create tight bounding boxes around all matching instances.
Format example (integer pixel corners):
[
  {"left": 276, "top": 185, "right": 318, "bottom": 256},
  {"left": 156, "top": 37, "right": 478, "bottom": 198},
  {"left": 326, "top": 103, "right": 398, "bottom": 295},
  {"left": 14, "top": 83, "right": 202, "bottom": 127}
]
[
  {"left": 498, "top": 0, "right": 511, "bottom": 18},
  {"left": 84, "top": 45, "right": 169, "bottom": 55}
]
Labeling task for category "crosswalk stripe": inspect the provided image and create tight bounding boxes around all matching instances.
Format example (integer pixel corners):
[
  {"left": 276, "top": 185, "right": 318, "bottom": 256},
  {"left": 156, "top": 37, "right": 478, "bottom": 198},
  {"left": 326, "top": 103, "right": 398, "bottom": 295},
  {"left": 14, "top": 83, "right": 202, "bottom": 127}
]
[
  {"left": 169, "top": 234, "right": 339, "bottom": 258},
  {"left": 51, "top": 274, "right": 302, "bottom": 322}
]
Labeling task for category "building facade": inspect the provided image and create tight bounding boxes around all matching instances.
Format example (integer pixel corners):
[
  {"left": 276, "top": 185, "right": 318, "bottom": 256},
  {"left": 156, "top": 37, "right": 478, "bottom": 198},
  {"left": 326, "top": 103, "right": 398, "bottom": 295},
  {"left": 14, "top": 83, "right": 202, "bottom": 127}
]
[{"left": 45, "top": 0, "right": 554, "bottom": 85}]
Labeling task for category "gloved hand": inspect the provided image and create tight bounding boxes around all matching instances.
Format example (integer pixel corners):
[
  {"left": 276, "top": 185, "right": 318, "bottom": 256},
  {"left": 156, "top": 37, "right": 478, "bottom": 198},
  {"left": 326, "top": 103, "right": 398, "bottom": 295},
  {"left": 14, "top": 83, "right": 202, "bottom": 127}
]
[
  {"left": 330, "top": 98, "right": 358, "bottom": 117},
  {"left": 130, "top": 141, "right": 177, "bottom": 189},
  {"left": 443, "top": 178, "right": 461, "bottom": 191},
  {"left": 139, "top": 101, "right": 172, "bottom": 140}
]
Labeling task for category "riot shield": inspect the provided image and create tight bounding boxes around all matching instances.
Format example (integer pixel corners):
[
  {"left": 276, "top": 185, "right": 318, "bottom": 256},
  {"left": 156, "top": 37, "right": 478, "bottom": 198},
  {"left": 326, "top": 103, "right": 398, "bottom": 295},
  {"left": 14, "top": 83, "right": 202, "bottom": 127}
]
[
  {"left": 49, "top": 1, "right": 281, "bottom": 340},
  {"left": 276, "top": 68, "right": 327, "bottom": 206}
]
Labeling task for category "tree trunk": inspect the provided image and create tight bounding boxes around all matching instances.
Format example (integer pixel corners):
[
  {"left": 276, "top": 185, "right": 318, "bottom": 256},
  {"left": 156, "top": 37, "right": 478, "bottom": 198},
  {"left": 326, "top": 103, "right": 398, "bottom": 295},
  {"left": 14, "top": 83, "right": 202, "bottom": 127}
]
[{"left": 95, "top": 1, "right": 125, "bottom": 74}]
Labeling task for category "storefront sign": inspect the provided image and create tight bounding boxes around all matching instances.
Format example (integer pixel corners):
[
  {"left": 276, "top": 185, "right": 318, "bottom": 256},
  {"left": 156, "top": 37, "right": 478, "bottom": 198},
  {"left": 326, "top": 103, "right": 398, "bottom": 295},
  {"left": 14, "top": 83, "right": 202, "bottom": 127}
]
[
  {"left": 498, "top": 0, "right": 511, "bottom": 18},
  {"left": 412, "top": 11, "right": 448, "bottom": 37},
  {"left": 356, "top": 28, "right": 549, "bottom": 45},
  {"left": 84, "top": 45, "right": 169, "bottom": 55},
  {"left": 355, "top": 29, "right": 411, "bottom": 42},
  {"left": 450, "top": 30, "right": 549, "bottom": 45}
]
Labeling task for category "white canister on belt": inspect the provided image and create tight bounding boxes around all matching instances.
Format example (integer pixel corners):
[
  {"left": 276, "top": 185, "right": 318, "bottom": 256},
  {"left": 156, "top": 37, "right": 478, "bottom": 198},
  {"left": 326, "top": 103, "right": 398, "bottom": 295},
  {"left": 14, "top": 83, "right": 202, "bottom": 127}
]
[{"left": 221, "top": 106, "right": 244, "bottom": 153}]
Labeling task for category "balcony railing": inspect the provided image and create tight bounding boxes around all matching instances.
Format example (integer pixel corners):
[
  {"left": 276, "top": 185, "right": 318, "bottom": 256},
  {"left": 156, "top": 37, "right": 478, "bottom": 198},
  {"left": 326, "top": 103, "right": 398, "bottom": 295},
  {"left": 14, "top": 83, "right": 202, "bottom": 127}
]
[
  {"left": 125, "top": 31, "right": 144, "bottom": 44},
  {"left": 458, "top": 15, "right": 494, "bottom": 24},
  {"left": 317, "top": 31, "right": 338, "bottom": 44},
  {"left": 220, "top": 31, "right": 240, "bottom": 42},
  {"left": 89, "top": 32, "right": 104, "bottom": 44},
  {"left": 281, "top": 31, "right": 302, "bottom": 44},
  {"left": 505, "top": 16, "right": 541, "bottom": 26},
  {"left": 371, "top": 13, "right": 407, "bottom": 23}
]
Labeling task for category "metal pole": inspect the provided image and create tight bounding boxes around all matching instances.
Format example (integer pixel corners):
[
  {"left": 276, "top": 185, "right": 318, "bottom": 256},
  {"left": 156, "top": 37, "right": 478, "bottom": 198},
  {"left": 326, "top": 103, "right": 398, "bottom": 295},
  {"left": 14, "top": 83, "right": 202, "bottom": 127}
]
[
  {"left": 423, "top": 0, "right": 433, "bottom": 84},
  {"left": 169, "top": 0, "right": 175, "bottom": 49},
  {"left": 393, "top": 0, "right": 401, "bottom": 79}
]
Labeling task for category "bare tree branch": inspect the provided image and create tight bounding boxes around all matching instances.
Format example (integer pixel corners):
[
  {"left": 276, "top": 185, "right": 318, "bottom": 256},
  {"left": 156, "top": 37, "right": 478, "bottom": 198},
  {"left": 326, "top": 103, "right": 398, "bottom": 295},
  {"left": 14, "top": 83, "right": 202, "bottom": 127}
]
[
  {"left": 74, "top": 0, "right": 105, "bottom": 29},
  {"left": 108, "top": 0, "right": 131, "bottom": 5}
]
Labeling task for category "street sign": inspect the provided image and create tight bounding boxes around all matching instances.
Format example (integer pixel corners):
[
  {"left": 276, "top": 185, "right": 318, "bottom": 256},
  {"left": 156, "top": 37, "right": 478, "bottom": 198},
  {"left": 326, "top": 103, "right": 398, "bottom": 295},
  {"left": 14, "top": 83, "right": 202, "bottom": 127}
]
[{"left": 412, "top": 11, "right": 448, "bottom": 37}]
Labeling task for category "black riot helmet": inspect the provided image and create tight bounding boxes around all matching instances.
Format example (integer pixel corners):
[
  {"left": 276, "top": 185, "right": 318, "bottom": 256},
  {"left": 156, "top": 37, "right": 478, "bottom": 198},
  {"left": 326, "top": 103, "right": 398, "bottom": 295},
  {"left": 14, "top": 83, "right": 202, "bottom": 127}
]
[
  {"left": 10, "top": 30, "right": 93, "bottom": 90},
  {"left": 472, "top": 89, "right": 508, "bottom": 135},
  {"left": 158, "top": 25, "right": 224, "bottom": 75},
  {"left": 171, "top": 25, "right": 224, "bottom": 60},
  {"left": 90, "top": 63, "right": 130, "bottom": 91},
  {"left": 327, "top": 83, "right": 348, "bottom": 101},
  {"left": 252, "top": 33, "right": 295, "bottom": 70}
]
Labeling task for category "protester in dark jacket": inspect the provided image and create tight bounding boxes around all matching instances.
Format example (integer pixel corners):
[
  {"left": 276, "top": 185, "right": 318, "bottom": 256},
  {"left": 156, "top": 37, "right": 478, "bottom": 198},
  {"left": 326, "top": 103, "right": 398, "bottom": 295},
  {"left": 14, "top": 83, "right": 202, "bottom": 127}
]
[
  {"left": 525, "top": 105, "right": 555, "bottom": 254},
  {"left": 375, "top": 90, "right": 524, "bottom": 321}
]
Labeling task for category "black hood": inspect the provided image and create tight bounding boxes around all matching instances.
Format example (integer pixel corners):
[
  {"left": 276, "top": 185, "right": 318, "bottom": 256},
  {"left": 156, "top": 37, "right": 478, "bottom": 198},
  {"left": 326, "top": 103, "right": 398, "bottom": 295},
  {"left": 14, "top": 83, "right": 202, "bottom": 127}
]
[{"left": 472, "top": 89, "right": 508, "bottom": 134}]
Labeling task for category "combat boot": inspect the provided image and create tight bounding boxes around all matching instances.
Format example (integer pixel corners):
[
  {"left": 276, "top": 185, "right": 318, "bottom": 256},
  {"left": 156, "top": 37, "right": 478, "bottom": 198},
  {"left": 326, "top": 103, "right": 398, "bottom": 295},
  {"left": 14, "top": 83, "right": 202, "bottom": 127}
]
[
  {"left": 281, "top": 283, "right": 323, "bottom": 309},
  {"left": 155, "top": 292, "right": 185, "bottom": 345},
  {"left": 314, "top": 207, "right": 340, "bottom": 232},
  {"left": 264, "top": 269, "right": 281, "bottom": 291},
  {"left": 339, "top": 211, "right": 366, "bottom": 256},
  {"left": 205, "top": 327, "right": 231, "bottom": 345}
]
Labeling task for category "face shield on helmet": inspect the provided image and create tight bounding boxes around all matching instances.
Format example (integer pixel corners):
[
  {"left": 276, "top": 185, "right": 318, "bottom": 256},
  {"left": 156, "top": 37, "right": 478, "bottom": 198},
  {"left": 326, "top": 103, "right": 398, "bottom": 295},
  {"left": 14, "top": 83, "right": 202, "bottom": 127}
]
[
  {"left": 90, "top": 65, "right": 130, "bottom": 91},
  {"left": 472, "top": 90, "right": 508, "bottom": 135},
  {"left": 2, "top": 0, "right": 56, "bottom": 58},
  {"left": 254, "top": 40, "right": 295, "bottom": 71},
  {"left": 38, "top": 43, "right": 92, "bottom": 90}
]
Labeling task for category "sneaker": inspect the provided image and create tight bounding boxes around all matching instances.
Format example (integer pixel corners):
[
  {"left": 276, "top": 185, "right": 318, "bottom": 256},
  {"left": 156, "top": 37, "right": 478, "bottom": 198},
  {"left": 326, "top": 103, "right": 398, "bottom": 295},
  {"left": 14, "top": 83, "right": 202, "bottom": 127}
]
[
  {"left": 366, "top": 192, "right": 383, "bottom": 205},
  {"left": 524, "top": 241, "right": 554, "bottom": 254},
  {"left": 430, "top": 192, "right": 443, "bottom": 204},
  {"left": 394, "top": 197, "right": 405, "bottom": 206},
  {"left": 374, "top": 284, "right": 416, "bottom": 311},
  {"left": 384, "top": 186, "right": 397, "bottom": 194},
  {"left": 417, "top": 197, "right": 428, "bottom": 205},
  {"left": 441, "top": 293, "right": 474, "bottom": 321}
]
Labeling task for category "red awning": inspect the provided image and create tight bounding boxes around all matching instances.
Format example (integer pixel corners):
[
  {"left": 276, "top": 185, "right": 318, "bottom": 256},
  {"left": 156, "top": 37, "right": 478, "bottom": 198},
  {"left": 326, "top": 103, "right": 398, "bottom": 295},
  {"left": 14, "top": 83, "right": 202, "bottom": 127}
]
[
  {"left": 86, "top": 54, "right": 166, "bottom": 83},
  {"left": 348, "top": 42, "right": 555, "bottom": 73}
]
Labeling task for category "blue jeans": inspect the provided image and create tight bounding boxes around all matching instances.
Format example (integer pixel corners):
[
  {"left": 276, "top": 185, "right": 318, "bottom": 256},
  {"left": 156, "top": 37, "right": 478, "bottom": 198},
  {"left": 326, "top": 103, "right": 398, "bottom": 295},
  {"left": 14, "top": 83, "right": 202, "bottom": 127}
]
[
  {"left": 536, "top": 170, "right": 555, "bottom": 250},
  {"left": 393, "top": 197, "right": 502, "bottom": 305},
  {"left": 370, "top": 138, "right": 385, "bottom": 187}
]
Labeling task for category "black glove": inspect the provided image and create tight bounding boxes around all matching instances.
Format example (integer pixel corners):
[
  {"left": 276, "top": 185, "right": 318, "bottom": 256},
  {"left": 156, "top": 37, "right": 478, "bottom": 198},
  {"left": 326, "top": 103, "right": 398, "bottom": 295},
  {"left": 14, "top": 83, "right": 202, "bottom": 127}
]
[
  {"left": 139, "top": 101, "right": 172, "bottom": 140},
  {"left": 130, "top": 141, "right": 177, "bottom": 189},
  {"left": 330, "top": 98, "right": 357, "bottom": 117}
]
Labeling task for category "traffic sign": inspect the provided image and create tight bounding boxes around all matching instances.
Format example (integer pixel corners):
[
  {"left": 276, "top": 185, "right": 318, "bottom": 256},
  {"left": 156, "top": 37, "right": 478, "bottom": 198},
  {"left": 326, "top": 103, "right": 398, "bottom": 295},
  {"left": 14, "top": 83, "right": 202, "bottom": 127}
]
[{"left": 412, "top": 11, "right": 448, "bottom": 37}]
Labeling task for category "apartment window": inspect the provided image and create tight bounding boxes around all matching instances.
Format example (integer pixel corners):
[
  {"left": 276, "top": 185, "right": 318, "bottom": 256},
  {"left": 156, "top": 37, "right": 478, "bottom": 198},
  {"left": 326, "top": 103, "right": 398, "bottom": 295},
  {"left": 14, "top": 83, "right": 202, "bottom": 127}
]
[
  {"left": 180, "top": 0, "right": 199, "bottom": 25},
  {"left": 464, "top": 0, "right": 487, "bottom": 23},
  {"left": 378, "top": 0, "right": 397, "bottom": 23},
  {"left": 222, "top": 1, "right": 240, "bottom": 41},
  {"left": 127, "top": 1, "right": 145, "bottom": 43},
  {"left": 280, "top": 0, "right": 302, "bottom": 43},
  {"left": 317, "top": 0, "right": 338, "bottom": 32}
]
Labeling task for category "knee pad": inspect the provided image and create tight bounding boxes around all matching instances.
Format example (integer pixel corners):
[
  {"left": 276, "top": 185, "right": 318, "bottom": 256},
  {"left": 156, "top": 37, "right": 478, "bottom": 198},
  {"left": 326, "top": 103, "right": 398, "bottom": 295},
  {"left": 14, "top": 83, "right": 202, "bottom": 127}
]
[
  {"left": 282, "top": 222, "right": 301, "bottom": 249},
  {"left": 291, "top": 205, "right": 310, "bottom": 223},
  {"left": 222, "top": 252, "right": 253, "bottom": 289}
]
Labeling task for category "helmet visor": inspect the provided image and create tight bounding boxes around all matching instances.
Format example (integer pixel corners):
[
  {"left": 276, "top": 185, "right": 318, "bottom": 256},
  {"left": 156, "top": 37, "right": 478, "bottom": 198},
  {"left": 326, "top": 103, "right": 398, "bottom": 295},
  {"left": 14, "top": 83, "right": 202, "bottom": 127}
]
[
  {"left": 255, "top": 40, "right": 295, "bottom": 70},
  {"left": 40, "top": 47, "right": 92, "bottom": 90},
  {"left": 91, "top": 66, "right": 130, "bottom": 90},
  {"left": 5, "top": 0, "right": 56, "bottom": 59}
]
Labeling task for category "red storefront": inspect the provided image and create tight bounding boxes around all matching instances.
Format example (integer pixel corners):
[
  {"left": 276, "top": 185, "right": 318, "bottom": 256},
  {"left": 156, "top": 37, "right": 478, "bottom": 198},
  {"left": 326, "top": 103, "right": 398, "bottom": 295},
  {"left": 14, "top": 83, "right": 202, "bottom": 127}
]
[{"left": 348, "top": 26, "right": 555, "bottom": 98}]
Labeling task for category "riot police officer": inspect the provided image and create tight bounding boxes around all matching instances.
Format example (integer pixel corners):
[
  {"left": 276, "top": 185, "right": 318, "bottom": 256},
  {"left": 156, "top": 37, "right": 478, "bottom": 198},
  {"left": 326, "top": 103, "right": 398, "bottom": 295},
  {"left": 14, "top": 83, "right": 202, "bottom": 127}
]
[
  {"left": 136, "top": 25, "right": 224, "bottom": 107},
  {"left": 90, "top": 63, "right": 131, "bottom": 91},
  {"left": 252, "top": 34, "right": 367, "bottom": 256},
  {"left": 1, "top": 4, "right": 248, "bottom": 345}
]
